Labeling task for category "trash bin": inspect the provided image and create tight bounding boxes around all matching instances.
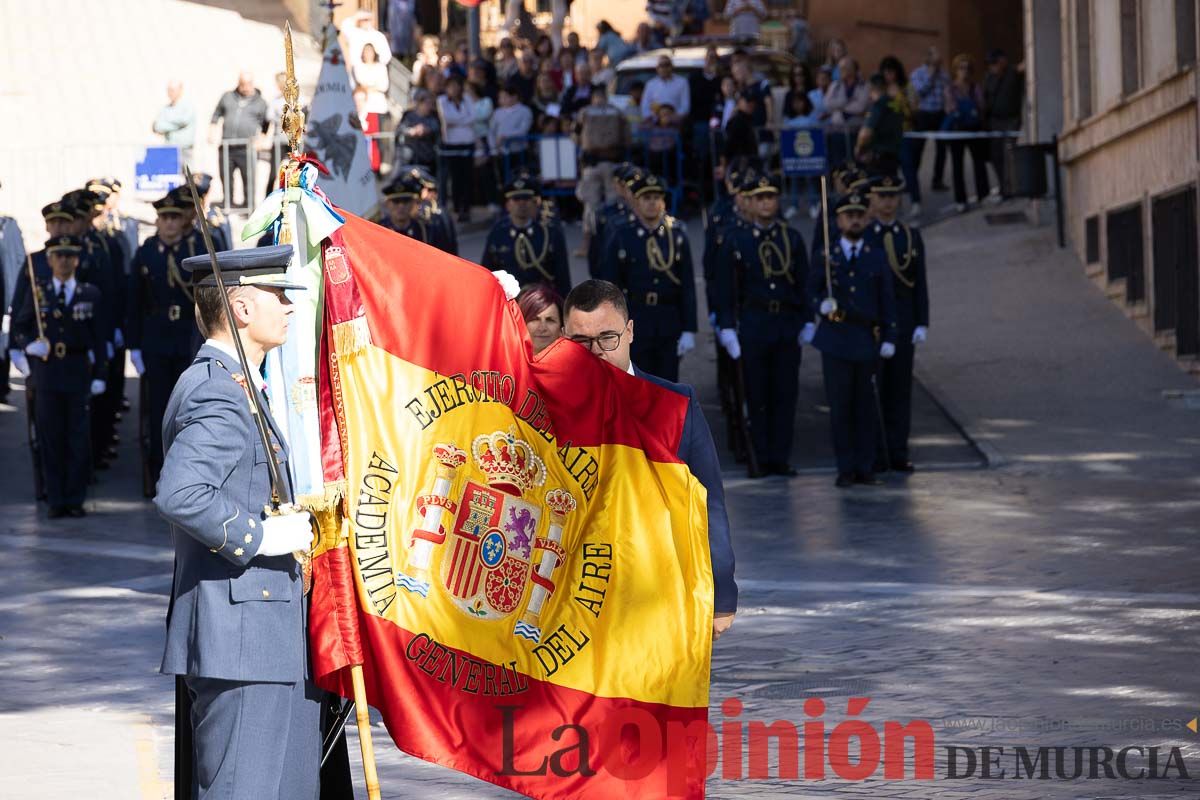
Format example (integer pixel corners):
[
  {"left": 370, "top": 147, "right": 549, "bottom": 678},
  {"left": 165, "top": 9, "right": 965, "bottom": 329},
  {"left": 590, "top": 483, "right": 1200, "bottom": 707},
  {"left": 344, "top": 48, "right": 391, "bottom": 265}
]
[{"left": 1006, "top": 144, "right": 1048, "bottom": 198}]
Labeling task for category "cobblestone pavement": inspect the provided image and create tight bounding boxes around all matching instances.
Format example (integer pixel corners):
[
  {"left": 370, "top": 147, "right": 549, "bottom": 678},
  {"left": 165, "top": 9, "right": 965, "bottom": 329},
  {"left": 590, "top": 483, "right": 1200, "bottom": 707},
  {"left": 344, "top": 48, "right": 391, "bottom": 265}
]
[{"left": 1, "top": 217, "right": 1198, "bottom": 799}]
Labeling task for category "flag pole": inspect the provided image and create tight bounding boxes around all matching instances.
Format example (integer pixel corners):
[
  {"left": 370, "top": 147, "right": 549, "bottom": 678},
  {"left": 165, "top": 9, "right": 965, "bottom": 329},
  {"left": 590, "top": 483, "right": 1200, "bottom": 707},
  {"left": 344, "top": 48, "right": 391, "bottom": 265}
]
[{"left": 350, "top": 664, "right": 381, "bottom": 799}]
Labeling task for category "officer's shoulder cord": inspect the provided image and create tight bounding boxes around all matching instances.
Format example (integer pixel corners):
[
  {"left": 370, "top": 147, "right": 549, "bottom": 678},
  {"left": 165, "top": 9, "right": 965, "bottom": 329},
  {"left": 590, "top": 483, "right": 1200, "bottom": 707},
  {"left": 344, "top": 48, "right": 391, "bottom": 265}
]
[
  {"left": 515, "top": 222, "right": 553, "bottom": 281},
  {"left": 883, "top": 223, "right": 915, "bottom": 288},
  {"left": 646, "top": 216, "right": 681, "bottom": 285},
  {"left": 757, "top": 223, "right": 793, "bottom": 283}
]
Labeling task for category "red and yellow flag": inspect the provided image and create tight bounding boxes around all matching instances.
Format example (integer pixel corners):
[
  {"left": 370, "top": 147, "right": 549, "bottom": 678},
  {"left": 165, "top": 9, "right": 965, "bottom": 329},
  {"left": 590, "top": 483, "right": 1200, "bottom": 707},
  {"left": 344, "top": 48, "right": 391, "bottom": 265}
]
[{"left": 310, "top": 214, "right": 715, "bottom": 798}]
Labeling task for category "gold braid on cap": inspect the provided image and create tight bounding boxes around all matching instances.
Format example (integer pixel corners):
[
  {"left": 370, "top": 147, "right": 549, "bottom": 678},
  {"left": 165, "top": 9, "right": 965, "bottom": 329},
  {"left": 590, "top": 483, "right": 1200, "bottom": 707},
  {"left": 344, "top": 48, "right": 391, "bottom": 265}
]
[
  {"left": 758, "top": 224, "right": 793, "bottom": 284},
  {"left": 646, "top": 217, "right": 680, "bottom": 285}
]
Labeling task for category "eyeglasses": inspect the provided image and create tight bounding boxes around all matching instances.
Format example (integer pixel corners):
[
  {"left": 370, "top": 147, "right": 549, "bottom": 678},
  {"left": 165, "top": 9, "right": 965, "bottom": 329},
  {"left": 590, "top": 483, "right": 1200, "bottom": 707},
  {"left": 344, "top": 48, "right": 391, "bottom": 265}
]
[{"left": 569, "top": 330, "right": 624, "bottom": 352}]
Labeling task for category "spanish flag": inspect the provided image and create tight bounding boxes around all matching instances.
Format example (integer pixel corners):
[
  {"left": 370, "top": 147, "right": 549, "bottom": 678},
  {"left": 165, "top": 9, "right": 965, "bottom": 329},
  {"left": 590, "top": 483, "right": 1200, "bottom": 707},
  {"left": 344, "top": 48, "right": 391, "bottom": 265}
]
[{"left": 309, "top": 214, "right": 714, "bottom": 798}]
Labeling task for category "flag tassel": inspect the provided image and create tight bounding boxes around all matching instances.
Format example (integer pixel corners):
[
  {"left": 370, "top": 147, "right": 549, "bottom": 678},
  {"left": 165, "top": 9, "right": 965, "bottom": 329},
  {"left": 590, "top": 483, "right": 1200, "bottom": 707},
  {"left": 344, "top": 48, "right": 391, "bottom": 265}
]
[{"left": 351, "top": 664, "right": 381, "bottom": 799}]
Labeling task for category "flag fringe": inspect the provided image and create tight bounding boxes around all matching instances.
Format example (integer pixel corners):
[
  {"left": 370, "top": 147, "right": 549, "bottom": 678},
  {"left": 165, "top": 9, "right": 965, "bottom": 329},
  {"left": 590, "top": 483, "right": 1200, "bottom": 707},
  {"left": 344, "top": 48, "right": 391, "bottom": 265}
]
[
  {"left": 298, "top": 479, "right": 346, "bottom": 512},
  {"left": 332, "top": 316, "right": 372, "bottom": 356}
]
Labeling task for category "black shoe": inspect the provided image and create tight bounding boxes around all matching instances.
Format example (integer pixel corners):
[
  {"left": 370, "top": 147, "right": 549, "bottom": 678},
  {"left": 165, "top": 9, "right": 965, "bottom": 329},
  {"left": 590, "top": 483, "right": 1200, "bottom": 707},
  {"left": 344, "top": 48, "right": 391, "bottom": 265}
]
[
  {"left": 67, "top": 505, "right": 87, "bottom": 518},
  {"left": 747, "top": 466, "right": 769, "bottom": 479},
  {"left": 854, "top": 471, "right": 884, "bottom": 486},
  {"left": 835, "top": 472, "right": 854, "bottom": 488},
  {"left": 872, "top": 459, "right": 890, "bottom": 474},
  {"left": 891, "top": 460, "right": 915, "bottom": 473},
  {"left": 47, "top": 506, "right": 68, "bottom": 519},
  {"left": 768, "top": 463, "right": 798, "bottom": 477}
]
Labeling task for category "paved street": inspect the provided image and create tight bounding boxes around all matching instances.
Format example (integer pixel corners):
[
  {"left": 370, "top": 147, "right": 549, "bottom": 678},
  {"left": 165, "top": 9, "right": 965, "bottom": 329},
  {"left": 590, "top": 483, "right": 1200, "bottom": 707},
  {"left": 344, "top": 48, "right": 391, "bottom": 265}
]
[{"left": 2, "top": 205, "right": 1199, "bottom": 799}]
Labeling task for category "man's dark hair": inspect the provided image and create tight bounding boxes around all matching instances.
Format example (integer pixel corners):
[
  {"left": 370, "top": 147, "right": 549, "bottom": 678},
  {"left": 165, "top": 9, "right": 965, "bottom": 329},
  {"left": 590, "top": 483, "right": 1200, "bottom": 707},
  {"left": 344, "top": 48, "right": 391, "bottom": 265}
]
[
  {"left": 868, "top": 73, "right": 887, "bottom": 91},
  {"left": 194, "top": 285, "right": 248, "bottom": 338},
  {"left": 564, "top": 279, "right": 628, "bottom": 321}
]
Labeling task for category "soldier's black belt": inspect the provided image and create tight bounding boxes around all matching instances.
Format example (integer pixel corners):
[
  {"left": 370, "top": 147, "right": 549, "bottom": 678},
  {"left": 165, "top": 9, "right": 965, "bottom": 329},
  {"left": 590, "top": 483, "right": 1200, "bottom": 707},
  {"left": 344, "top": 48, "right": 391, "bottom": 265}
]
[
  {"left": 742, "top": 297, "right": 802, "bottom": 314},
  {"left": 52, "top": 344, "right": 89, "bottom": 358},
  {"left": 628, "top": 290, "right": 681, "bottom": 307},
  {"left": 827, "top": 306, "right": 880, "bottom": 331},
  {"left": 153, "top": 305, "right": 185, "bottom": 321}
]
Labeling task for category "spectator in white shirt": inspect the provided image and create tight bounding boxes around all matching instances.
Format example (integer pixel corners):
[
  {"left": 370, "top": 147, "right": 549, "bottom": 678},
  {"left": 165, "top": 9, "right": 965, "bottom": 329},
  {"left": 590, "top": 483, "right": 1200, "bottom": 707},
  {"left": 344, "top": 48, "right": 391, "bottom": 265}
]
[
  {"left": 438, "top": 74, "right": 477, "bottom": 222},
  {"left": 352, "top": 44, "right": 392, "bottom": 126},
  {"left": 724, "top": 0, "right": 768, "bottom": 39},
  {"left": 489, "top": 83, "right": 534, "bottom": 155},
  {"left": 640, "top": 56, "right": 690, "bottom": 126}
]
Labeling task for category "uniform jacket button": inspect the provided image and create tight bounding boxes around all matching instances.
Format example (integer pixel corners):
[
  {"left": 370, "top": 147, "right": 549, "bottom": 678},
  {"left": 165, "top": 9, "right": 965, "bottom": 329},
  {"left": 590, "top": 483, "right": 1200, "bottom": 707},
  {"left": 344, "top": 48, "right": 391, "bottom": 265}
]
[{"left": 262, "top": 589, "right": 270, "bottom": 598}]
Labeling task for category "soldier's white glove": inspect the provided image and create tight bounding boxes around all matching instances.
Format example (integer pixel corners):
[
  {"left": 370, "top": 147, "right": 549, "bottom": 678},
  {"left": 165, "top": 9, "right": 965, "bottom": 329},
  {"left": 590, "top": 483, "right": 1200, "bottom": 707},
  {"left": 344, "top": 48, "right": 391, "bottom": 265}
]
[
  {"left": 10, "top": 350, "right": 30, "bottom": 377},
  {"left": 25, "top": 339, "right": 50, "bottom": 360},
  {"left": 113, "top": 328, "right": 124, "bottom": 349},
  {"left": 130, "top": 349, "right": 145, "bottom": 376},
  {"left": 676, "top": 331, "right": 695, "bottom": 357},
  {"left": 819, "top": 298, "right": 836, "bottom": 315},
  {"left": 257, "top": 510, "right": 314, "bottom": 557},
  {"left": 491, "top": 270, "right": 520, "bottom": 300},
  {"left": 912, "top": 325, "right": 927, "bottom": 345},
  {"left": 90, "top": 379, "right": 106, "bottom": 396},
  {"left": 718, "top": 329, "right": 741, "bottom": 360},
  {"left": 106, "top": 341, "right": 115, "bottom": 359},
  {"left": 879, "top": 342, "right": 896, "bottom": 359},
  {"left": 800, "top": 322, "right": 816, "bottom": 344}
]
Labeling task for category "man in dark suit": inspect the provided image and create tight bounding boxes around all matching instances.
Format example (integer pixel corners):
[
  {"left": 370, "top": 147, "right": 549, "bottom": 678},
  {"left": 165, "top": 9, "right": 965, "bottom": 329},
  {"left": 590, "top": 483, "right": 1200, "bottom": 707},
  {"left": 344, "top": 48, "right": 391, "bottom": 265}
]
[
  {"left": 562, "top": 279, "right": 737, "bottom": 639},
  {"left": 156, "top": 245, "right": 320, "bottom": 799}
]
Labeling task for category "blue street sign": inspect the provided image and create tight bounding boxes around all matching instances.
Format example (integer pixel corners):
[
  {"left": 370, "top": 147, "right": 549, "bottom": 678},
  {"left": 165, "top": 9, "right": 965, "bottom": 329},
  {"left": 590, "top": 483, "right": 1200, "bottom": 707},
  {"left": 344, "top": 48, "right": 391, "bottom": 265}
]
[
  {"left": 780, "top": 128, "right": 826, "bottom": 177},
  {"left": 135, "top": 146, "right": 182, "bottom": 194}
]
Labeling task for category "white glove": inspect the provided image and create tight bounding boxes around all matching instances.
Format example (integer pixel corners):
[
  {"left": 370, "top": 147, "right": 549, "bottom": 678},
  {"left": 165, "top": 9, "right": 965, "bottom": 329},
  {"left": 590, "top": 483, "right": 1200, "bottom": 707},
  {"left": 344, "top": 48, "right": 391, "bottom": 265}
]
[
  {"left": 880, "top": 342, "right": 896, "bottom": 359},
  {"left": 106, "top": 341, "right": 115, "bottom": 359},
  {"left": 113, "top": 328, "right": 124, "bottom": 349},
  {"left": 90, "top": 379, "right": 106, "bottom": 396},
  {"left": 25, "top": 339, "right": 50, "bottom": 359},
  {"left": 10, "top": 350, "right": 29, "bottom": 377},
  {"left": 491, "top": 270, "right": 520, "bottom": 301},
  {"left": 676, "top": 331, "right": 695, "bottom": 357},
  {"left": 800, "top": 322, "right": 816, "bottom": 344},
  {"left": 819, "top": 298, "right": 836, "bottom": 315},
  {"left": 708, "top": 311, "right": 718, "bottom": 330},
  {"left": 257, "top": 510, "right": 315, "bottom": 557},
  {"left": 912, "top": 325, "right": 927, "bottom": 345},
  {"left": 718, "top": 328, "right": 741, "bottom": 360},
  {"left": 130, "top": 349, "right": 145, "bottom": 376}
]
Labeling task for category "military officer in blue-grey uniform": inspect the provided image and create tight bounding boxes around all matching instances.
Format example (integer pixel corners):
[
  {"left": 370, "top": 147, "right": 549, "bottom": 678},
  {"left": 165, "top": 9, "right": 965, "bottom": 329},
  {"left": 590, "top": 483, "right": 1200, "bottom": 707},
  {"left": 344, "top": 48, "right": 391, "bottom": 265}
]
[
  {"left": 481, "top": 175, "right": 572, "bottom": 297},
  {"left": 562, "top": 279, "right": 737, "bottom": 640},
  {"left": 380, "top": 173, "right": 452, "bottom": 251},
  {"left": 806, "top": 191, "right": 898, "bottom": 488},
  {"left": 89, "top": 177, "right": 141, "bottom": 416},
  {"left": 156, "top": 244, "right": 321, "bottom": 800},
  {"left": 866, "top": 175, "right": 929, "bottom": 473},
  {"left": 9, "top": 235, "right": 108, "bottom": 517},
  {"left": 597, "top": 173, "right": 697, "bottom": 382},
  {"left": 715, "top": 173, "right": 810, "bottom": 477},
  {"left": 127, "top": 194, "right": 204, "bottom": 490}
]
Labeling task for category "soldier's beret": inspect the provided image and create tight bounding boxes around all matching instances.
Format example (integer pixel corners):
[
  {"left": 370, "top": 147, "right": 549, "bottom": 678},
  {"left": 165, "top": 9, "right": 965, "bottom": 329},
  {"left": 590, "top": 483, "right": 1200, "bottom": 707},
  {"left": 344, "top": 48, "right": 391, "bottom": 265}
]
[
  {"left": 835, "top": 192, "right": 868, "bottom": 214},
  {"left": 182, "top": 244, "right": 306, "bottom": 290},
  {"left": 45, "top": 235, "right": 83, "bottom": 254}
]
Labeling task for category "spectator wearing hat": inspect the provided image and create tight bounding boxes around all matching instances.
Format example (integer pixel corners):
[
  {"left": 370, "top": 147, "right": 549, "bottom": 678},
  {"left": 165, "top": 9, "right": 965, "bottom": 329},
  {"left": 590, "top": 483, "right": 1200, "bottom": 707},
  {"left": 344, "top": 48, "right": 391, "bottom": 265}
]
[
  {"left": 715, "top": 173, "right": 810, "bottom": 477},
  {"left": 10, "top": 235, "right": 108, "bottom": 517},
  {"left": 516, "top": 283, "right": 564, "bottom": 355},
  {"left": 596, "top": 173, "right": 696, "bottom": 382},
  {"left": 481, "top": 176, "right": 571, "bottom": 297},
  {"left": 805, "top": 190, "right": 898, "bottom": 488},
  {"left": 866, "top": 175, "right": 928, "bottom": 473}
]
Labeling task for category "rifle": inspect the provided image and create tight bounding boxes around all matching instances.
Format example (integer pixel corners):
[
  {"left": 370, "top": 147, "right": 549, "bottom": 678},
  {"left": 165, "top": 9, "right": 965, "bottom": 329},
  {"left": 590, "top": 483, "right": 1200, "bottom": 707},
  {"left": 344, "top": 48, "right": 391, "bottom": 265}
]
[{"left": 728, "top": 241, "right": 760, "bottom": 477}]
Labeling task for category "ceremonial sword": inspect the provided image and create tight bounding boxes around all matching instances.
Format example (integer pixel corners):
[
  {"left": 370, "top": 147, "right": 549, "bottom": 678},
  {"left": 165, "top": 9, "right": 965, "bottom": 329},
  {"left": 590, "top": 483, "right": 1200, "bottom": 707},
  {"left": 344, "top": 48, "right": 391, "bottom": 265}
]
[{"left": 819, "top": 174, "right": 837, "bottom": 316}]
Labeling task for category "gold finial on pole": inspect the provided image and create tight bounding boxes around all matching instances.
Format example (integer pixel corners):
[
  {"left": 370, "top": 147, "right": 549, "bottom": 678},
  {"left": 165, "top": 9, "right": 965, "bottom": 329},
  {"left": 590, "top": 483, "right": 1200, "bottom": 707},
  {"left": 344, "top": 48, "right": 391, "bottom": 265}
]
[{"left": 281, "top": 21, "right": 305, "bottom": 161}]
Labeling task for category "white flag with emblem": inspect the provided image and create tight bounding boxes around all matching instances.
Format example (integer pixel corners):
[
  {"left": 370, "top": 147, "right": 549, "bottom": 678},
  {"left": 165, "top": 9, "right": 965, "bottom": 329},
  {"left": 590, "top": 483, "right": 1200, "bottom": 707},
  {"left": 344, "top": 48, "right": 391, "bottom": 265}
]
[{"left": 303, "top": 26, "right": 379, "bottom": 217}]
